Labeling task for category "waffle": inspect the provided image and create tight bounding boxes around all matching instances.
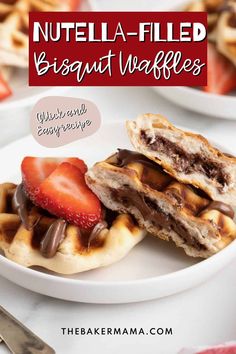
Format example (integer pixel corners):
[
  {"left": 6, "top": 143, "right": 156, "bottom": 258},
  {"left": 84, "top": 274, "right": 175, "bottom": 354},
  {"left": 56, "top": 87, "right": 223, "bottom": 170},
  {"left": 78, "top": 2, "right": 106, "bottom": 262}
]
[
  {"left": 186, "top": 0, "right": 224, "bottom": 41},
  {"left": 187, "top": 0, "right": 236, "bottom": 62},
  {"left": 86, "top": 149, "right": 236, "bottom": 258},
  {"left": 217, "top": 2, "right": 236, "bottom": 66},
  {"left": 127, "top": 114, "right": 236, "bottom": 205},
  {"left": 0, "top": 183, "right": 145, "bottom": 274},
  {"left": 0, "top": 0, "right": 70, "bottom": 68}
]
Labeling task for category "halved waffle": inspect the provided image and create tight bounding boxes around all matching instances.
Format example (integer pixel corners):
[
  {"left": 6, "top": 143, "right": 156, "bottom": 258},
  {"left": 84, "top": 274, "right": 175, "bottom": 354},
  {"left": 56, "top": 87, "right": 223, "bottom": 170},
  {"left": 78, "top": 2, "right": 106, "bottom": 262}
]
[
  {"left": 0, "top": 183, "right": 145, "bottom": 274},
  {"left": 0, "top": 0, "right": 70, "bottom": 68},
  {"left": 127, "top": 114, "right": 236, "bottom": 205},
  {"left": 86, "top": 149, "right": 236, "bottom": 258}
]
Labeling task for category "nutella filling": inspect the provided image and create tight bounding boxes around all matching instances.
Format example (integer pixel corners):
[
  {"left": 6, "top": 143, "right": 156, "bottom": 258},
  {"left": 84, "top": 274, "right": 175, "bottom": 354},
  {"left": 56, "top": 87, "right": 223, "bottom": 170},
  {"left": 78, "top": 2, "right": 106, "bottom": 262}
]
[
  {"left": 12, "top": 184, "right": 110, "bottom": 258},
  {"left": 87, "top": 221, "right": 108, "bottom": 247},
  {"left": 140, "top": 131, "right": 229, "bottom": 188},
  {"left": 12, "top": 183, "right": 40, "bottom": 230},
  {"left": 111, "top": 187, "right": 206, "bottom": 251},
  {"left": 40, "top": 219, "right": 67, "bottom": 258},
  {"left": 110, "top": 149, "right": 235, "bottom": 251},
  {"left": 228, "top": 13, "right": 236, "bottom": 28}
]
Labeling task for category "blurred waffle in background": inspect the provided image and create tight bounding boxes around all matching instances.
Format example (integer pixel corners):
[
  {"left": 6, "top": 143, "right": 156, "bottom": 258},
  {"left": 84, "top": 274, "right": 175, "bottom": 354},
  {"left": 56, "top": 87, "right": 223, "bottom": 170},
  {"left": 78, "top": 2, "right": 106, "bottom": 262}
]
[
  {"left": 187, "top": 0, "right": 236, "bottom": 95},
  {"left": 0, "top": 0, "right": 81, "bottom": 101}
]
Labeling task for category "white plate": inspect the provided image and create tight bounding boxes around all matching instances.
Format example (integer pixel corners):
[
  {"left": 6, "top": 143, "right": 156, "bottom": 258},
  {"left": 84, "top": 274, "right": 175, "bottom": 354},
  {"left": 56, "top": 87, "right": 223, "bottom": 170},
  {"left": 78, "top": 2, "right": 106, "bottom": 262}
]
[
  {"left": 0, "top": 68, "right": 69, "bottom": 112},
  {"left": 0, "top": 121, "right": 236, "bottom": 304},
  {"left": 155, "top": 87, "right": 236, "bottom": 120}
]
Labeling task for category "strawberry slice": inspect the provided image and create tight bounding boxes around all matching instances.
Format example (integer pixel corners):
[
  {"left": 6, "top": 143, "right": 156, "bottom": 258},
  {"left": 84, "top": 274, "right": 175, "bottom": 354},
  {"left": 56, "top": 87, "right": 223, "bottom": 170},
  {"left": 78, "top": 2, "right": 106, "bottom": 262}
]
[
  {"left": 36, "top": 162, "right": 101, "bottom": 229},
  {"left": 204, "top": 43, "right": 236, "bottom": 95},
  {"left": 0, "top": 73, "right": 12, "bottom": 100},
  {"left": 21, "top": 157, "right": 87, "bottom": 200}
]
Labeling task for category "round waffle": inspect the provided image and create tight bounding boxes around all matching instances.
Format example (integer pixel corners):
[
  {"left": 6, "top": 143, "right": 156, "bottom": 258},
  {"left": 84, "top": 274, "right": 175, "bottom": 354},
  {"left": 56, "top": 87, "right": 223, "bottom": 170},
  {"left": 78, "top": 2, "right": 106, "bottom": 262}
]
[{"left": 0, "top": 183, "right": 145, "bottom": 274}]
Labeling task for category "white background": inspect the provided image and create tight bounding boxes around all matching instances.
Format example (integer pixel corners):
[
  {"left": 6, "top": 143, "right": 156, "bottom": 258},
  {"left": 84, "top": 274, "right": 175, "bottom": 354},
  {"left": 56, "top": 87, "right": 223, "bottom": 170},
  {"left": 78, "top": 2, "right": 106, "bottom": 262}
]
[{"left": 1, "top": 86, "right": 236, "bottom": 354}]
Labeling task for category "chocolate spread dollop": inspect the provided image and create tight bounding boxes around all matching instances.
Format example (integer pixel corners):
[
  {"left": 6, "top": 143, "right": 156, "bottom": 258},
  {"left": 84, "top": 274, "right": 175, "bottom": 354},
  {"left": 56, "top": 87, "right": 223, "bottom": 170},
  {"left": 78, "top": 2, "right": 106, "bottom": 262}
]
[
  {"left": 11, "top": 184, "right": 112, "bottom": 258},
  {"left": 12, "top": 183, "right": 38, "bottom": 230},
  {"left": 40, "top": 219, "right": 67, "bottom": 258},
  {"left": 87, "top": 221, "right": 108, "bottom": 246},
  {"left": 116, "top": 149, "right": 158, "bottom": 169},
  {"left": 111, "top": 188, "right": 205, "bottom": 250}
]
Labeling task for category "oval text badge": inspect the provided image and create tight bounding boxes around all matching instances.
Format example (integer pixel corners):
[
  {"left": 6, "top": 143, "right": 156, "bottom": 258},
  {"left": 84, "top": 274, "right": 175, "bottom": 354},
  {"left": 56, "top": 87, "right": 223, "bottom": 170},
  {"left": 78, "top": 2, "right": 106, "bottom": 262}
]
[{"left": 30, "top": 96, "right": 101, "bottom": 148}]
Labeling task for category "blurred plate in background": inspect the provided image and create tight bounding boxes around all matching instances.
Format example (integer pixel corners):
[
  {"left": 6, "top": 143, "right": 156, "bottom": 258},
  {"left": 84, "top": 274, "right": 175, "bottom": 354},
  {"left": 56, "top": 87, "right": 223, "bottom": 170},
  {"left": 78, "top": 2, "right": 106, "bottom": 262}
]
[{"left": 155, "top": 87, "right": 236, "bottom": 120}]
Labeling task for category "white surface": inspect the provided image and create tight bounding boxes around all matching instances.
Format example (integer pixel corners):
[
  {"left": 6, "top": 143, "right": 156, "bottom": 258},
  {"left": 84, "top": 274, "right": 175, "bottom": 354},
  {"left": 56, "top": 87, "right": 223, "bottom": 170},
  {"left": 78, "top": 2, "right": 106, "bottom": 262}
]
[
  {"left": 1, "top": 87, "right": 236, "bottom": 353},
  {"left": 1, "top": 125, "right": 236, "bottom": 304},
  {"left": 88, "top": 0, "right": 190, "bottom": 11}
]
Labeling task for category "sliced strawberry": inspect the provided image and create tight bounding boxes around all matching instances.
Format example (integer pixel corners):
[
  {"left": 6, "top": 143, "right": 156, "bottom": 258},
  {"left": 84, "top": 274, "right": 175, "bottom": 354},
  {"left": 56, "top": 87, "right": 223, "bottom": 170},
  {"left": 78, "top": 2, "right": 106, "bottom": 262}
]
[
  {"left": 21, "top": 157, "right": 87, "bottom": 199},
  {"left": 204, "top": 43, "right": 236, "bottom": 95},
  {"left": 0, "top": 73, "right": 12, "bottom": 100},
  {"left": 35, "top": 162, "right": 101, "bottom": 229}
]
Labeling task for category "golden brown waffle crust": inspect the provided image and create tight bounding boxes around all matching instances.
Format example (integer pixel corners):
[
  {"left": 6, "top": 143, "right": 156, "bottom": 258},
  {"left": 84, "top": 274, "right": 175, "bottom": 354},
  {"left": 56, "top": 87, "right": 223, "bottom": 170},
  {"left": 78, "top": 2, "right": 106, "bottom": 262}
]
[
  {"left": 126, "top": 114, "right": 236, "bottom": 205},
  {"left": 217, "top": 12, "right": 236, "bottom": 67},
  {"left": 86, "top": 155, "right": 236, "bottom": 258},
  {"left": 0, "top": 183, "right": 145, "bottom": 275}
]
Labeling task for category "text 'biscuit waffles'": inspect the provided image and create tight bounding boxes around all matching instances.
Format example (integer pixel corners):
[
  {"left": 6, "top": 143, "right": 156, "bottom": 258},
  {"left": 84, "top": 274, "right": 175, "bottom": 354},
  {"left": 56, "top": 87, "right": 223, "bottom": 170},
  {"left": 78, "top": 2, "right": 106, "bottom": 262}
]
[
  {"left": 0, "top": 183, "right": 145, "bottom": 274},
  {"left": 86, "top": 149, "right": 236, "bottom": 258}
]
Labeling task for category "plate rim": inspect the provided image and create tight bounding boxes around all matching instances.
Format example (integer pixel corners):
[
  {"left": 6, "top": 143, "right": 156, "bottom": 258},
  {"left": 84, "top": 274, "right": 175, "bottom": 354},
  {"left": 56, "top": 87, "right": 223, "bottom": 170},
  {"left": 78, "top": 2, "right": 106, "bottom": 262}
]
[{"left": 0, "top": 235, "right": 235, "bottom": 287}]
